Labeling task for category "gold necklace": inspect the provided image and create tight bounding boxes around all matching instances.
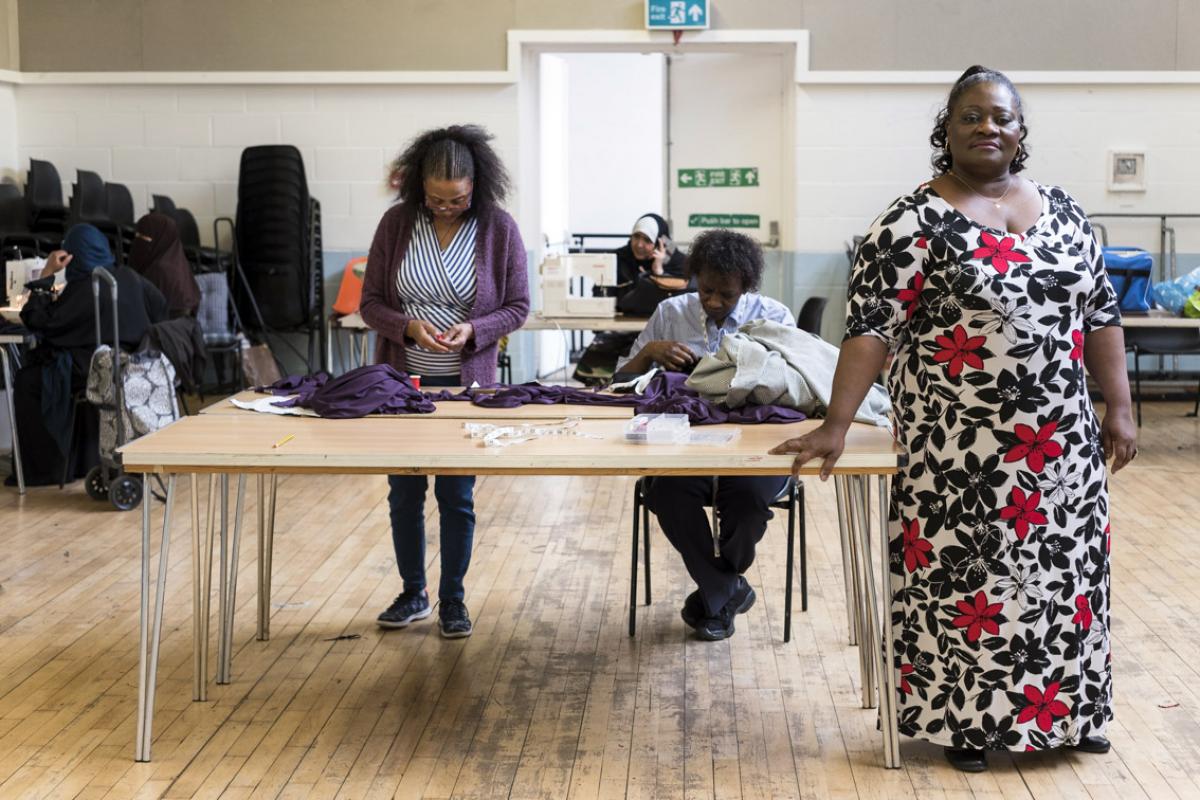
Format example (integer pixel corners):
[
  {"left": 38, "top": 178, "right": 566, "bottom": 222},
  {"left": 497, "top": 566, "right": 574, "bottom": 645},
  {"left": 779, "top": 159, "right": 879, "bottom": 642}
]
[{"left": 948, "top": 171, "right": 1016, "bottom": 209}]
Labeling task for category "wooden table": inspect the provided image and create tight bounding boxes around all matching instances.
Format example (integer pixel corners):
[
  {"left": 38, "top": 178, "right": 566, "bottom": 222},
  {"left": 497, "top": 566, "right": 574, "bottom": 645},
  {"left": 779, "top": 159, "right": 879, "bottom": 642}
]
[
  {"left": 521, "top": 313, "right": 649, "bottom": 332},
  {"left": 200, "top": 389, "right": 637, "bottom": 420},
  {"left": 119, "top": 414, "right": 905, "bottom": 766},
  {"left": 1122, "top": 310, "right": 1200, "bottom": 328},
  {"left": 1121, "top": 313, "right": 1200, "bottom": 425},
  {"left": 0, "top": 330, "right": 27, "bottom": 494}
]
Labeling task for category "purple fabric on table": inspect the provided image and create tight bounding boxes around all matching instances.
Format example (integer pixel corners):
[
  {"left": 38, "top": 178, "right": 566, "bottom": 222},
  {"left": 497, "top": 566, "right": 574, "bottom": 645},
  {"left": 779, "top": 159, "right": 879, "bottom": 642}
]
[
  {"left": 260, "top": 365, "right": 432, "bottom": 418},
  {"left": 425, "top": 371, "right": 805, "bottom": 425}
]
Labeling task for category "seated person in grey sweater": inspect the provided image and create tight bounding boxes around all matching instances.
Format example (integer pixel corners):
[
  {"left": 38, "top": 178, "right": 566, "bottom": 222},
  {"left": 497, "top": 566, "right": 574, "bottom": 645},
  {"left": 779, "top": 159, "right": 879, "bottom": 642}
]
[{"left": 626, "top": 230, "right": 794, "bottom": 640}]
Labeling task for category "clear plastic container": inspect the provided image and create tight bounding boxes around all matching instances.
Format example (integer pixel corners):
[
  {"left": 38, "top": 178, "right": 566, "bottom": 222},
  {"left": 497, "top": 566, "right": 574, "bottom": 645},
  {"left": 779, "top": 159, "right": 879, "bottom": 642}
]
[{"left": 624, "top": 413, "right": 691, "bottom": 444}]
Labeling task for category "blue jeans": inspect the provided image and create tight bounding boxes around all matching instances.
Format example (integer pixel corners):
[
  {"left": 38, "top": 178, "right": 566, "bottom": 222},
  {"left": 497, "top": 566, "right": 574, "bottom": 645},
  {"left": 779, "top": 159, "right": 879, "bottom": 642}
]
[{"left": 387, "top": 374, "right": 475, "bottom": 602}]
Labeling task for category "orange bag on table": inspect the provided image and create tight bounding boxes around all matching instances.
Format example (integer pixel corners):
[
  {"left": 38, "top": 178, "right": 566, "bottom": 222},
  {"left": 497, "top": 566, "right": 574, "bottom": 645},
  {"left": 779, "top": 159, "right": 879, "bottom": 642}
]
[{"left": 332, "top": 257, "right": 368, "bottom": 317}]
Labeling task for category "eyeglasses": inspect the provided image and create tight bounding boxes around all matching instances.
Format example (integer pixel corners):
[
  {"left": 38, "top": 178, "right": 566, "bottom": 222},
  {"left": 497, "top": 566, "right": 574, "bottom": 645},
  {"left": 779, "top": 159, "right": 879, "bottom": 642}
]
[{"left": 424, "top": 193, "right": 472, "bottom": 212}]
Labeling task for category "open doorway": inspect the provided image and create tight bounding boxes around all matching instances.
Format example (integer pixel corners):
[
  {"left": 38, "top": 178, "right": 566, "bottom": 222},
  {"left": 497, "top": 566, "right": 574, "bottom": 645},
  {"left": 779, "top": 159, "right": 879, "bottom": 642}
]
[{"left": 519, "top": 36, "right": 797, "bottom": 381}]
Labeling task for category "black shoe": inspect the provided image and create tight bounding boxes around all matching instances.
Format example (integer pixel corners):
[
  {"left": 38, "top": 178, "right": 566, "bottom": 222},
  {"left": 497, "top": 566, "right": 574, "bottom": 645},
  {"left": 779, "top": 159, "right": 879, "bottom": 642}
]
[
  {"left": 376, "top": 590, "right": 431, "bottom": 629},
  {"left": 1071, "top": 735, "right": 1111, "bottom": 754},
  {"left": 439, "top": 600, "right": 473, "bottom": 639},
  {"left": 944, "top": 747, "right": 987, "bottom": 772},
  {"left": 681, "top": 590, "right": 704, "bottom": 629},
  {"left": 695, "top": 579, "right": 756, "bottom": 641}
]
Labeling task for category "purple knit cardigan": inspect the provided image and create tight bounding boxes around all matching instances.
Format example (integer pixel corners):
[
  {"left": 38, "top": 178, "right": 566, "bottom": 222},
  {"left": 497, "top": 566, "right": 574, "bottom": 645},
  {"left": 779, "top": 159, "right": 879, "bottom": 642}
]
[{"left": 359, "top": 203, "right": 530, "bottom": 386}]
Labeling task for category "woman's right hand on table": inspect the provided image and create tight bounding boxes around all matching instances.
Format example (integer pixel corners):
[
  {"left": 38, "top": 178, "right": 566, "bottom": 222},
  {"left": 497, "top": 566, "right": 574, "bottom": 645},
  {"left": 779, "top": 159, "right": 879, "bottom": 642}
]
[
  {"left": 769, "top": 421, "right": 848, "bottom": 481},
  {"left": 405, "top": 319, "right": 452, "bottom": 352}
]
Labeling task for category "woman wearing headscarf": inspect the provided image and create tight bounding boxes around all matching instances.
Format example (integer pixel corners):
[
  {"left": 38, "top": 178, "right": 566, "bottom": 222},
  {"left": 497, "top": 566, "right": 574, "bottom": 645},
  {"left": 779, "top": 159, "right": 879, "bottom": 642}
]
[
  {"left": 612, "top": 213, "right": 688, "bottom": 313},
  {"left": 129, "top": 212, "right": 200, "bottom": 318},
  {"left": 11, "top": 224, "right": 167, "bottom": 485}
]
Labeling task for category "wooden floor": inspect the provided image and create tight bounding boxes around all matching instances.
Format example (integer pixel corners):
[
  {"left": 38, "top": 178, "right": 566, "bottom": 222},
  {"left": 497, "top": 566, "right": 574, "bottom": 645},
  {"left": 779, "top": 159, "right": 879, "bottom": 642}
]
[{"left": 1, "top": 402, "right": 1199, "bottom": 799}]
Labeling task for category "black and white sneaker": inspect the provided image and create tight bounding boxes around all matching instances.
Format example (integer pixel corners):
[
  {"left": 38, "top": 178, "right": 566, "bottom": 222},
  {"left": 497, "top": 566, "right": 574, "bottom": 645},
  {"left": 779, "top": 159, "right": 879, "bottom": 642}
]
[
  {"left": 695, "top": 579, "right": 756, "bottom": 641},
  {"left": 376, "top": 590, "right": 431, "bottom": 629},
  {"left": 439, "top": 600, "right": 473, "bottom": 639}
]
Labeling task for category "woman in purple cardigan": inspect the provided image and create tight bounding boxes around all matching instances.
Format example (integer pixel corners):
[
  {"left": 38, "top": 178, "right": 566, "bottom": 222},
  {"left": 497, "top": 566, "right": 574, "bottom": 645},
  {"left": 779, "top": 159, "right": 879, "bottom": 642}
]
[{"left": 360, "top": 125, "right": 529, "bottom": 638}]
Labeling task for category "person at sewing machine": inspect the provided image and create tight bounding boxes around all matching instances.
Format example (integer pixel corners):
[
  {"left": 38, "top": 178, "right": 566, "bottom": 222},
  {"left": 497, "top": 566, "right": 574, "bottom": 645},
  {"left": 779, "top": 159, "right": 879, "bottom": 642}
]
[
  {"left": 617, "top": 229, "right": 794, "bottom": 641},
  {"left": 615, "top": 228, "right": 792, "bottom": 376},
  {"left": 609, "top": 213, "right": 689, "bottom": 315}
]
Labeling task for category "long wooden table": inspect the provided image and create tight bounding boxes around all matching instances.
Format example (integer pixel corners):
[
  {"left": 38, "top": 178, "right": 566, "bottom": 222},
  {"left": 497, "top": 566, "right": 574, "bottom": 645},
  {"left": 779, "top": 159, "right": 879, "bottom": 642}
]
[
  {"left": 119, "top": 413, "right": 905, "bottom": 766},
  {"left": 201, "top": 389, "right": 637, "bottom": 420},
  {"left": 521, "top": 313, "right": 649, "bottom": 332}
]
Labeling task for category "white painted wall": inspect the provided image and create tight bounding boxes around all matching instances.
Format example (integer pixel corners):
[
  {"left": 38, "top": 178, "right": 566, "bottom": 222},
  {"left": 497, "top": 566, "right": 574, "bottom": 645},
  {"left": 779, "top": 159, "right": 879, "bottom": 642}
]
[
  {"left": 794, "top": 83, "right": 1200, "bottom": 256},
  {"left": 11, "top": 83, "right": 520, "bottom": 250},
  {"left": 0, "top": 83, "right": 16, "bottom": 182},
  {"left": 561, "top": 52, "right": 665, "bottom": 237}
]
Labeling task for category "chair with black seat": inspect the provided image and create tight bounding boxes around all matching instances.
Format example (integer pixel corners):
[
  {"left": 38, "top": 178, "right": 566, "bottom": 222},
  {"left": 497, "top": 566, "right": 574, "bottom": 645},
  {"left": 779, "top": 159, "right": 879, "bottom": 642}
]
[
  {"left": 195, "top": 271, "right": 244, "bottom": 393},
  {"left": 1126, "top": 327, "right": 1200, "bottom": 426},
  {"left": 25, "top": 159, "right": 68, "bottom": 243},
  {"left": 797, "top": 296, "right": 828, "bottom": 336},
  {"left": 106, "top": 182, "right": 137, "bottom": 256},
  {"left": 151, "top": 194, "right": 177, "bottom": 219},
  {"left": 0, "top": 184, "right": 46, "bottom": 256},
  {"left": 234, "top": 145, "right": 325, "bottom": 371},
  {"left": 69, "top": 170, "right": 123, "bottom": 259},
  {"left": 173, "top": 206, "right": 231, "bottom": 273},
  {"left": 628, "top": 475, "right": 807, "bottom": 642}
]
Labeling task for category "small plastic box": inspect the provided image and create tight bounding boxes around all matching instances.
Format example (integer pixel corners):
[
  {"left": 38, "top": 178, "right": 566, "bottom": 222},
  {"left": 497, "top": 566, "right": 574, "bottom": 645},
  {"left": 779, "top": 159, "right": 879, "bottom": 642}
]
[{"left": 624, "top": 413, "right": 690, "bottom": 444}]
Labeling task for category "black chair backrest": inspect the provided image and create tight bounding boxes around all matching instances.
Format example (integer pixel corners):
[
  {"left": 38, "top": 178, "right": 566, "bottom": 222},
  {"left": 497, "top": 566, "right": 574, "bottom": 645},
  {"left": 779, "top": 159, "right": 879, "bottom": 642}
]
[
  {"left": 151, "top": 194, "right": 177, "bottom": 218},
  {"left": 71, "top": 170, "right": 110, "bottom": 224},
  {"left": 27, "top": 159, "right": 66, "bottom": 211},
  {"left": 106, "top": 183, "right": 135, "bottom": 227},
  {"left": 0, "top": 192, "right": 30, "bottom": 234},
  {"left": 235, "top": 145, "right": 314, "bottom": 330},
  {"left": 173, "top": 207, "right": 203, "bottom": 249},
  {"left": 796, "top": 297, "right": 828, "bottom": 335},
  {"left": 0, "top": 183, "right": 20, "bottom": 201}
]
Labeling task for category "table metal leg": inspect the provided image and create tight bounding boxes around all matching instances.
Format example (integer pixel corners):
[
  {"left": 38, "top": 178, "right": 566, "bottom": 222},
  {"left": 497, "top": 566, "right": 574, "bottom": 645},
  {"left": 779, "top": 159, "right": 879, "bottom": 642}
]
[
  {"left": 848, "top": 477, "right": 875, "bottom": 710},
  {"left": 216, "top": 475, "right": 229, "bottom": 684},
  {"left": 877, "top": 474, "right": 901, "bottom": 768},
  {"left": 834, "top": 476, "right": 857, "bottom": 646},
  {"left": 135, "top": 473, "right": 176, "bottom": 762},
  {"left": 199, "top": 474, "right": 216, "bottom": 699},
  {"left": 1, "top": 346, "right": 24, "bottom": 495},
  {"left": 257, "top": 474, "right": 278, "bottom": 641},
  {"left": 218, "top": 475, "right": 245, "bottom": 684}
]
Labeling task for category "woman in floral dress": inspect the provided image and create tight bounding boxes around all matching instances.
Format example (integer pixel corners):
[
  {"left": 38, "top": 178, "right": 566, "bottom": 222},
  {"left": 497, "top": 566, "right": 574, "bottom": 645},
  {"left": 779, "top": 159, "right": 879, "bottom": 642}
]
[{"left": 771, "top": 66, "right": 1137, "bottom": 772}]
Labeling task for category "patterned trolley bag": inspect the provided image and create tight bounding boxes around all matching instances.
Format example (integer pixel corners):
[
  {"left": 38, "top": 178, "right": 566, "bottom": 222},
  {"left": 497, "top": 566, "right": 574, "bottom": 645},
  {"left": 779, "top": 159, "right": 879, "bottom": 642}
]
[{"left": 82, "top": 268, "right": 180, "bottom": 510}]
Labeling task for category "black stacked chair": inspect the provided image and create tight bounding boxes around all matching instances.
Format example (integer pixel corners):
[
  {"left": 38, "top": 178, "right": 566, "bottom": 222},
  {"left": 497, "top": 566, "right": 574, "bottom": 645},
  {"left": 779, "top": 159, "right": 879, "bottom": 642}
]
[
  {"left": 233, "top": 145, "right": 325, "bottom": 371},
  {"left": 174, "top": 206, "right": 231, "bottom": 273},
  {"left": 150, "top": 194, "right": 177, "bottom": 219},
  {"left": 25, "top": 159, "right": 68, "bottom": 246},
  {"left": 0, "top": 183, "right": 47, "bottom": 256},
  {"left": 69, "top": 170, "right": 125, "bottom": 262},
  {"left": 106, "top": 182, "right": 137, "bottom": 257}
]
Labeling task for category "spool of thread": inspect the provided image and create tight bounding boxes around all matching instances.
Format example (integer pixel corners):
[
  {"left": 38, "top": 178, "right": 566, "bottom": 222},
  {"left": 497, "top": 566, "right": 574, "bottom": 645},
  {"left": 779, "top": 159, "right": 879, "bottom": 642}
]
[{"left": 410, "top": 374, "right": 422, "bottom": 390}]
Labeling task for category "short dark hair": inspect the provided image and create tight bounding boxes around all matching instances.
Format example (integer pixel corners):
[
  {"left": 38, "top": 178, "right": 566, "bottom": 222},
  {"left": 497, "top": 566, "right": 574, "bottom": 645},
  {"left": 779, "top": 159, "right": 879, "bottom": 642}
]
[
  {"left": 930, "top": 65, "right": 1029, "bottom": 176},
  {"left": 686, "top": 229, "right": 763, "bottom": 293},
  {"left": 390, "top": 124, "right": 511, "bottom": 211}
]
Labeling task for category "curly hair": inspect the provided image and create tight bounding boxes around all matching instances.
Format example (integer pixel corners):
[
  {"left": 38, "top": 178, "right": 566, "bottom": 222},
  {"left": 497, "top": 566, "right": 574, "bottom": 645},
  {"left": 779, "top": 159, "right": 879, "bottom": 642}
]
[
  {"left": 930, "top": 65, "right": 1029, "bottom": 176},
  {"left": 686, "top": 229, "right": 764, "bottom": 293},
  {"left": 389, "top": 124, "right": 511, "bottom": 212}
]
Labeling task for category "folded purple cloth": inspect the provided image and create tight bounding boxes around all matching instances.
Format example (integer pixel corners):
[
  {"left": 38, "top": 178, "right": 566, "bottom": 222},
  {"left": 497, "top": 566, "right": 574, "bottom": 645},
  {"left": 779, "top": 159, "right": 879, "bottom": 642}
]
[
  {"left": 261, "top": 365, "right": 432, "bottom": 418},
  {"left": 424, "top": 371, "right": 805, "bottom": 425}
]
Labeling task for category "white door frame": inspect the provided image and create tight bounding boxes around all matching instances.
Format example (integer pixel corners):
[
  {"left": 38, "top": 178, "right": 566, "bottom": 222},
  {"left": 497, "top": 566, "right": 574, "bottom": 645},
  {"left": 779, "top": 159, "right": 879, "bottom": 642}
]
[{"left": 514, "top": 29, "right": 808, "bottom": 267}]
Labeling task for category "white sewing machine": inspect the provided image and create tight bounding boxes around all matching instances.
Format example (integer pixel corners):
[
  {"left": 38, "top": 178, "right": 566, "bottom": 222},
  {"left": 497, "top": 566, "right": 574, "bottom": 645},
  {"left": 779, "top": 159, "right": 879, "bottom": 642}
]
[{"left": 539, "top": 252, "right": 618, "bottom": 317}]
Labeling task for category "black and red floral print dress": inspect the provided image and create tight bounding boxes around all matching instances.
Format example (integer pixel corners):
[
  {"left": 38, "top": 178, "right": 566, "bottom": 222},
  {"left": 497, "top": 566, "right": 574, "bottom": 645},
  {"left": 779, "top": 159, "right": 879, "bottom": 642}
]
[{"left": 846, "top": 182, "right": 1120, "bottom": 751}]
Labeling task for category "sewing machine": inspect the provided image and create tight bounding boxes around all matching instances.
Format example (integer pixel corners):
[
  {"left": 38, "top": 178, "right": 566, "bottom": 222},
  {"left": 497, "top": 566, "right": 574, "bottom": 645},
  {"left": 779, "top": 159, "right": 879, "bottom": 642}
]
[{"left": 539, "top": 253, "right": 618, "bottom": 317}]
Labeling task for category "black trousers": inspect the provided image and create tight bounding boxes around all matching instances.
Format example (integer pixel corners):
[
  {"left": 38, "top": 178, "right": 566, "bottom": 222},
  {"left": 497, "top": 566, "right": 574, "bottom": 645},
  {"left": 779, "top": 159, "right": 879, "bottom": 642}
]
[{"left": 643, "top": 475, "right": 788, "bottom": 617}]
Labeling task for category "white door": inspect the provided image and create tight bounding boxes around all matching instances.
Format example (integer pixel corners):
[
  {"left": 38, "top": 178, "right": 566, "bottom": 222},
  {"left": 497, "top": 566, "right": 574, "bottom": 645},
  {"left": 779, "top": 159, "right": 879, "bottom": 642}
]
[{"left": 667, "top": 51, "right": 787, "bottom": 251}]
